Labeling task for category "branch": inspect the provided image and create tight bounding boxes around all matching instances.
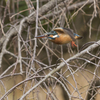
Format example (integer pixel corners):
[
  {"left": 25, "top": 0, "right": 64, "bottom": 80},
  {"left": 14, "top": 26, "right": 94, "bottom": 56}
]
[
  {"left": 19, "top": 40, "right": 100, "bottom": 100},
  {"left": 1, "top": 39, "right": 100, "bottom": 100},
  {"left": 0, "top": 0, "right": 64, "bottom": 67},
  {"left": 27, "top": 0, "right": 65, "bottom": 24},
  {"left": 0, "top": 0, "right": 94, "bottom": 48},
  {"left": 40, "top": 0, "right": 94, "bottom": 20}
]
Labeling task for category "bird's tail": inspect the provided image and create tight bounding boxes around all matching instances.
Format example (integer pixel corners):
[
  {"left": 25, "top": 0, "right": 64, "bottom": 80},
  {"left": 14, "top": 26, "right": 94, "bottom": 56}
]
[
  {"left": 75, "top": 36, "right": 82, "bottom": 39},
  {"left": 73, "top": 33, "right": 82, "bottom": 39}
]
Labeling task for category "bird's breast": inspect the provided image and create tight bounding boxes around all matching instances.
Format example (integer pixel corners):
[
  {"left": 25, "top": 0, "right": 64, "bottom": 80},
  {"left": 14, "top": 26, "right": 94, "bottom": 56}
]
[{"left": 50, "top": 34, "right": 73, "bottom": 44}]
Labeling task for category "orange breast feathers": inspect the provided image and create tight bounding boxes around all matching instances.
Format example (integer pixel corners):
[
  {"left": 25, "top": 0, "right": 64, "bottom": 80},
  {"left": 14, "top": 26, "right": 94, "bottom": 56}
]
[{"left": 50, "top": 34, "right": 73, "bottom": 44}]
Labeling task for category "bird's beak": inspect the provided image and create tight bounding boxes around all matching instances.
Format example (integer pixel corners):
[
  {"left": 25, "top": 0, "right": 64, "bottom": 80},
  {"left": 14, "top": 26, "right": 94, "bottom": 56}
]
[{"left": 35, "top": 34, "right": 48, "bottom": 38}]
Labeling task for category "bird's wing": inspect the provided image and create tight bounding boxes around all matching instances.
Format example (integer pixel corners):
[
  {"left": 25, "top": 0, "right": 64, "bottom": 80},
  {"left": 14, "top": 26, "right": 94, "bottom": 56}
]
[{"left": 54, "top": 27, "right": 75, "bottom": 41}]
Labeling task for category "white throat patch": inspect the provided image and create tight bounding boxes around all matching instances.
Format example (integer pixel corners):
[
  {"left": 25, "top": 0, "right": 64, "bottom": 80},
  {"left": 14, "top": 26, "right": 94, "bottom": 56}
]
[{"left": 52, "top": 35, "right": 59, "bottom": 38}]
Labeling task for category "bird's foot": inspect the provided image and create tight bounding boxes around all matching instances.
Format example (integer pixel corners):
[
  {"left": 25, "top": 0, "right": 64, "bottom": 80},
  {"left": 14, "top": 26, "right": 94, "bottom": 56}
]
[{"left": 71, "top": 41, "right": 77, "bottom": 47}]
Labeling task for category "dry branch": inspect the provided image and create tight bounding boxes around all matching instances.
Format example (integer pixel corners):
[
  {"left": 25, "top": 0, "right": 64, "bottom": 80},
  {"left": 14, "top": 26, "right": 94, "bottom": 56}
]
[
  {"left": 19, "top": 40, "right": 100, "bottom": 100},
  {"left": 0, "top": 0, "right": 94, "bottom": 48},
  {"left": 0, "top": 0, "right": 95, "bottom": 68},
  {"left": 1, "top": 40, "right": 100, "bottom": 100},
  {"left": 0, "top": 0, "right": 99, "bottom": 99}
]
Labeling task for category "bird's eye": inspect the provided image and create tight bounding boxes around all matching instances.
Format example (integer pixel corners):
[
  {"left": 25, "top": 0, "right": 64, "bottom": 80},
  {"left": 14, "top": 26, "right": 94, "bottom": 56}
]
[{"left": 47, "top": 34, "right": 50, "bottom": 36}]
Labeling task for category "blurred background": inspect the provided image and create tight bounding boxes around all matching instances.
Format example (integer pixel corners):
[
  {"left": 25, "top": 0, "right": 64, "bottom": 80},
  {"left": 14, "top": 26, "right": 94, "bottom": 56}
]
[{"left": 0, "top": 0, "right": 100, "bottom": 100}]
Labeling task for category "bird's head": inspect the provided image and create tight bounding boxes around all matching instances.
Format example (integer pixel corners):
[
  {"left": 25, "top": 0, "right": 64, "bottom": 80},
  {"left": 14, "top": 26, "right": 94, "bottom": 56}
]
[{"left": 35, "top": 31, "right": 59, "bottom": 40}]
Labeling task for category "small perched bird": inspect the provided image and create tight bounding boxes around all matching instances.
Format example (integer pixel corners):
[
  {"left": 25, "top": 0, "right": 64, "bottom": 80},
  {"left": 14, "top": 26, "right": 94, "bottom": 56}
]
[{"left": 35, "top": 27, "right": 82, "bottom": 47}]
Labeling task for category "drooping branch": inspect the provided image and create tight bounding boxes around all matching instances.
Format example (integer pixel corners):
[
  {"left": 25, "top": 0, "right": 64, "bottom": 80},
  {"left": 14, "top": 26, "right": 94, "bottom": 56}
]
[
  {"left": 0, "top": 0, "right": 65, "bottom": 67},
  {"left": 0, "top": 0, "right": 100, "bottom": 100},
  {"left": 19, "top": 40, "right": 100, "bottom": 100},
  {"left": 1, "top": 40, "right": 99, "bottom": 100},
  {"left": 0, "top": 0, "right": 94, "bottom": 48}
]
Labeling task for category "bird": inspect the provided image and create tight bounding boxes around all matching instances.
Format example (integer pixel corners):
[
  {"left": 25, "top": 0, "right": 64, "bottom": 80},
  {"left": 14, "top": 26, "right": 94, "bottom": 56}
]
[{"left": 35, "top": 27, "right": 82, "bottom": 47}]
